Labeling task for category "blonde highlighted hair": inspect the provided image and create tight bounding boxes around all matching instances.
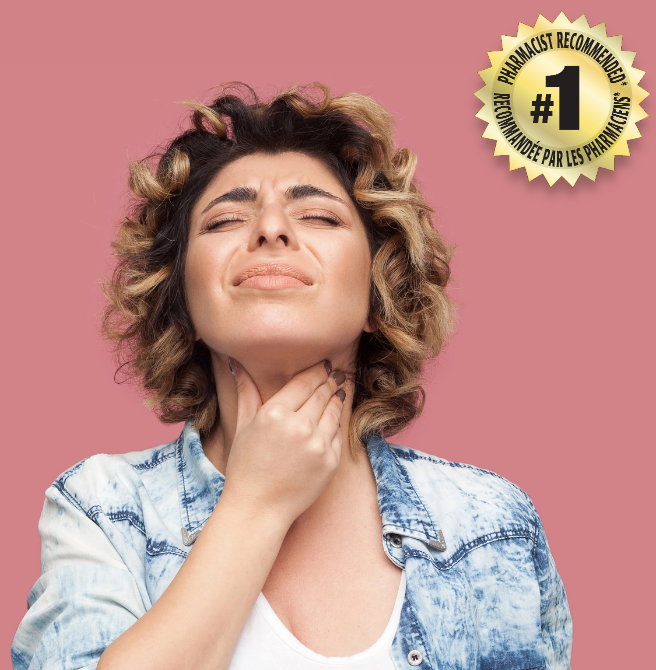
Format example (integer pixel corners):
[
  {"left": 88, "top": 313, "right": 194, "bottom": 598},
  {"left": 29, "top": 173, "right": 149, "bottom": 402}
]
[{"left": 102, "top": 82, "right": 456, "bottom": 453}]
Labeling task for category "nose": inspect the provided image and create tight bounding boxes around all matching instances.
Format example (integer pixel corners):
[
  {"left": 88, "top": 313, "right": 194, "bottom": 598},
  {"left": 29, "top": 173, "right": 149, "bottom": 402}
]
[{"left": 247, "top": 203, "right": 301, "bottom": 251}]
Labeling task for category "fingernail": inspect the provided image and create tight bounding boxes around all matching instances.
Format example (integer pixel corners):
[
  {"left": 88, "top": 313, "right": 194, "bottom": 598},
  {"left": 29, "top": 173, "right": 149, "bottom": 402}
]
[
  {"left": 228, "top": 358, "right": 237, "bottom": 376},
  {"left": 323, "top": 360, "right": 332, "bottom": 375},
  {"left": 332, "top": 370, "right": 346, "bottom": 385},
  {"left": 335, "top": 389, "right": 346, "bottom": 402}
]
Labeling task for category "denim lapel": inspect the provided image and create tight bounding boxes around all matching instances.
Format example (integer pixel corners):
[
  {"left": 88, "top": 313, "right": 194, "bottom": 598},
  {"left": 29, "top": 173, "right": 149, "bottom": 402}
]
[
  {"left": 176, "top": 420, "right": 225, "bottom": 545},
  {"left": 366, "top": 433, "right": 444, "bottom": 547}
]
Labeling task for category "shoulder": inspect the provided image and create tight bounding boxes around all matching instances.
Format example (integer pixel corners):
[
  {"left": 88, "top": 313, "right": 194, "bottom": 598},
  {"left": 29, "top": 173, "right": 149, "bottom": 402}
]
[
  {"left": 388, "top": 442, "right": 534, "bottom": 508},
  {"left": 388, "top": 442, "right": 539, "bottom": 545},
  {"left": 49, "top": 435, "right": 180, "bottom": 515}
]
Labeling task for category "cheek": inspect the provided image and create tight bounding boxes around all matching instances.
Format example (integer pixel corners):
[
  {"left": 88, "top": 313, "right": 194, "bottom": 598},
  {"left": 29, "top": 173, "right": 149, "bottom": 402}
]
[
  {"left": 184, "top": 242, "right": 229, "bottom": 320},
  {"left": 327, "top": 240, "right": 372, "bottom": 312}
]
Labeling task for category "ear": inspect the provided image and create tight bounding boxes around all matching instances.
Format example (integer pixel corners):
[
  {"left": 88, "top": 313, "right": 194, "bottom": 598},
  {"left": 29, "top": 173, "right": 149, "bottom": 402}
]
[{"left": 363, "top": 314, "right": 377, "bottom": 333}]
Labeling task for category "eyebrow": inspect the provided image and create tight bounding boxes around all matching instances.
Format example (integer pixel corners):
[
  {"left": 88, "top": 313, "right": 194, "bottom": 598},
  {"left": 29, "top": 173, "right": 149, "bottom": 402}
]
[{"left": 201, "top": 183, "right": 346, "bottom": 214}]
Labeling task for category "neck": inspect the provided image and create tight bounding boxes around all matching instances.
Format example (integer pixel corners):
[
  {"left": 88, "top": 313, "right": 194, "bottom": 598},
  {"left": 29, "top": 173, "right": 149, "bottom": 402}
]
[{"left": 202, "top": 349, "right": 366, "bottom": 477}]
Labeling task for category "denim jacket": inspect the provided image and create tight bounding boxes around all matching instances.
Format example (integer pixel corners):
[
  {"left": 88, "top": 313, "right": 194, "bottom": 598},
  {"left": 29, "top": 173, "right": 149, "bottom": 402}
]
[{"left": 12, "top": 420, "right": 572, "bottom": 670}]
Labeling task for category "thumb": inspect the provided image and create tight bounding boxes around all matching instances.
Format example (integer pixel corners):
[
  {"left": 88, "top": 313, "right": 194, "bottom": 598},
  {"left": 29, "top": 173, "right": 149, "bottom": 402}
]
[{"left": 229, "top": 357, "right": 262, "bottom": 435}]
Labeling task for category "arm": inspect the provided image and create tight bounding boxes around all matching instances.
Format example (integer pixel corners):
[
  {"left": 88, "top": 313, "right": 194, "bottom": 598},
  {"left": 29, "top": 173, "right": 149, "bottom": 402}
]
[
  {"left": 11, "top": 473, "right": 290, "bottom": 670},
  {"left": 96, "top": 489, "right": 290, "bottom": 670},
  {"left": 531, "top": 507, "right": 573, "bottom": 669}
]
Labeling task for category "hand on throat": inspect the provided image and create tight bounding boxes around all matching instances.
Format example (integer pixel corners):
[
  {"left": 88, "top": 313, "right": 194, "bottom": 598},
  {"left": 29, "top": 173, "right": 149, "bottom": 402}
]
[{"left": 203, "top": 345, "right": 360, "bottom": 476}]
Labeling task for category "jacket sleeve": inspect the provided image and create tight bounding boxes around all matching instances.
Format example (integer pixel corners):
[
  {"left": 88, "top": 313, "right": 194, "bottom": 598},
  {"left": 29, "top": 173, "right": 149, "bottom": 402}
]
[
  {"left": 11, "top": 482, "right": 147, "bottom": 670},
  {"left": 531, "top": 504, "right": 573, "bottom": 670}
]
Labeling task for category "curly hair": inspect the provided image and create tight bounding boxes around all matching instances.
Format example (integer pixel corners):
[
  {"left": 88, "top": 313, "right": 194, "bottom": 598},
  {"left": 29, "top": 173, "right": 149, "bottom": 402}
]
[{"left": 102, "top": 82, "right": 456, "bottom": 453}]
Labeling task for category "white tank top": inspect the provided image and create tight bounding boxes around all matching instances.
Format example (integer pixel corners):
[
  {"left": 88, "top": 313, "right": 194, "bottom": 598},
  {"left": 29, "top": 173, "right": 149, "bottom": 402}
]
[{"left": 229, "top": 570, "right": 406, "bottom": 669}]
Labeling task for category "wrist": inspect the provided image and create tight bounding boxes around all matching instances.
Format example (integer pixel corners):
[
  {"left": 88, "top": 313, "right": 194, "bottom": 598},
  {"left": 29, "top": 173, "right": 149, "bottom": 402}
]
[{"left": 213, "top": 487, "right": 292, "bottom": 540}]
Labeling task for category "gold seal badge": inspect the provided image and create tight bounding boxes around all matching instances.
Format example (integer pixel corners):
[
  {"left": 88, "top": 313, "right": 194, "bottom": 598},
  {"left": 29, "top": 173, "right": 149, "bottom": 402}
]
[{"left": 475, "top": 13, "right": 648, "bottom": 185}]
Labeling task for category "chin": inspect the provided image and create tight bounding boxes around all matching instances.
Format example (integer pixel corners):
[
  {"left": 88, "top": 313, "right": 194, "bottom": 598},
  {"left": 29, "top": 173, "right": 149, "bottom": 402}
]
[
  {"left": 227, "top": 333, "right": 338, "bottom": 365},
  {"left": 208, "top": 326, "right": 361, "bottom": 371}
]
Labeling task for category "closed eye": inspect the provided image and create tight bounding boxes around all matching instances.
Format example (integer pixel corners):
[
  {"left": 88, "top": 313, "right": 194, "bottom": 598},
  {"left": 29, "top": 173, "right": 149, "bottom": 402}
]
[
  {"left": 203, "top": 217, "right": 247, "bottom": 232},
  {"left": 298, "top": 213, "right": 342, "bottom": 226}
]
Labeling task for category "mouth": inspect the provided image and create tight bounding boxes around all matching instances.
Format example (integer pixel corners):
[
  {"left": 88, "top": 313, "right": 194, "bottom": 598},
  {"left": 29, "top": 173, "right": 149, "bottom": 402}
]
[{"left": 234, "top": 263, "right": 313, "bottom": 288}]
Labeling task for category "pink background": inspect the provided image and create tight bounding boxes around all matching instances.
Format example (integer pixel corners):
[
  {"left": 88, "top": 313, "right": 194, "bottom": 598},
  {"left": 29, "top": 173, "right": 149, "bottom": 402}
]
[{"left": 3, "top": 0, "right": 653, "bottom": 666}]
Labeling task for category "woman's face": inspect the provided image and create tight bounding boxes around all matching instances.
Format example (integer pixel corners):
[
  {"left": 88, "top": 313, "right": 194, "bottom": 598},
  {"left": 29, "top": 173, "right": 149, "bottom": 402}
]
[{"left": 185, "top": 151, "right": 374, "bottom": 371}]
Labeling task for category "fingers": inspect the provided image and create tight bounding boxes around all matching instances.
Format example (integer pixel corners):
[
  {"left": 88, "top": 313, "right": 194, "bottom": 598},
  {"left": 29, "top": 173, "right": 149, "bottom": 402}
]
[
  {"left": 317, "top": 392, "right": 346, "bottom": 443},
  {"left": 268, "top": 360, "right": 332, "bottom": 411},
  {"left": 298, "top": 370, "right": 346, "bottom": 425},
  {"left": 230, "top": 358, "right": 263, "bottom": 436}
]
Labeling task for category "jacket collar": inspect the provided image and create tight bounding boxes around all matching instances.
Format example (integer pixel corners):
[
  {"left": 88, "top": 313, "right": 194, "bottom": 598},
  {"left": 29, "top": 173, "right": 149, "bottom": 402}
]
[
  {"left": 366, "top": 433, "right": 446, "bottom": 548},
  {"left": 176, "top": 420, "right": 443, "bottom": 548}
]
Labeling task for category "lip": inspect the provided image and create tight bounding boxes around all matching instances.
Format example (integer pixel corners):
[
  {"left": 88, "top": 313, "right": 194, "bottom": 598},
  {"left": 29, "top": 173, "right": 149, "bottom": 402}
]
[{"left": 233, "top": 263, "right": 313, "bottom": 287}]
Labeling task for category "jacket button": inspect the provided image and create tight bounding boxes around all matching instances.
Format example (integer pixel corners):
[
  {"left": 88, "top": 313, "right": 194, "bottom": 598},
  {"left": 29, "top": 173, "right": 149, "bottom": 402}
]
[
  {"left": 407, "top": 649, "right": 423, "bottom": 665},
  {"left": 390, "top": 534, "right": 402, "bottom": 548}
]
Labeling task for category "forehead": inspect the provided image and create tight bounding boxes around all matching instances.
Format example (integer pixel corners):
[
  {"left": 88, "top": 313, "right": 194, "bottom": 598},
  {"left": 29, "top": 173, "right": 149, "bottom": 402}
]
[{"left": 204, "top": 151, "right": 350, "bottom": 198}]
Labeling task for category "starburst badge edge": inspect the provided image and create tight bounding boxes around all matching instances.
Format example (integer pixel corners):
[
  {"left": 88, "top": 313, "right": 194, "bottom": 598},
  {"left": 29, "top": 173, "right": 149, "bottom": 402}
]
[{"left": 475, "top": 13, "right": 649, "bottom": 186}]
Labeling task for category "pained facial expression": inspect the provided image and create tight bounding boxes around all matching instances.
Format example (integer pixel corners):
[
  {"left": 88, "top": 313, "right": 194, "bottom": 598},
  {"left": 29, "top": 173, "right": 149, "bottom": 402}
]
[{"left": 185, "top": 152, "right": 374, "bottom": 369}]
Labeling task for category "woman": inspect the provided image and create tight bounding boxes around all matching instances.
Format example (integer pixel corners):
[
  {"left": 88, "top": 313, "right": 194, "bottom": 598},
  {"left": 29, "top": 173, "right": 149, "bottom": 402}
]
[{"left": 11, "top": 83, "right": 572, "bottom": 670}]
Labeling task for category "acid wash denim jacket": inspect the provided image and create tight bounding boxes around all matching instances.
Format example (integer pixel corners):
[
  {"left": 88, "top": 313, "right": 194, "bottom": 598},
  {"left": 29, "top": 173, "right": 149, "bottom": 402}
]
[{"left": 12, "top": 420, "right": 573, "bottom": 670}]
